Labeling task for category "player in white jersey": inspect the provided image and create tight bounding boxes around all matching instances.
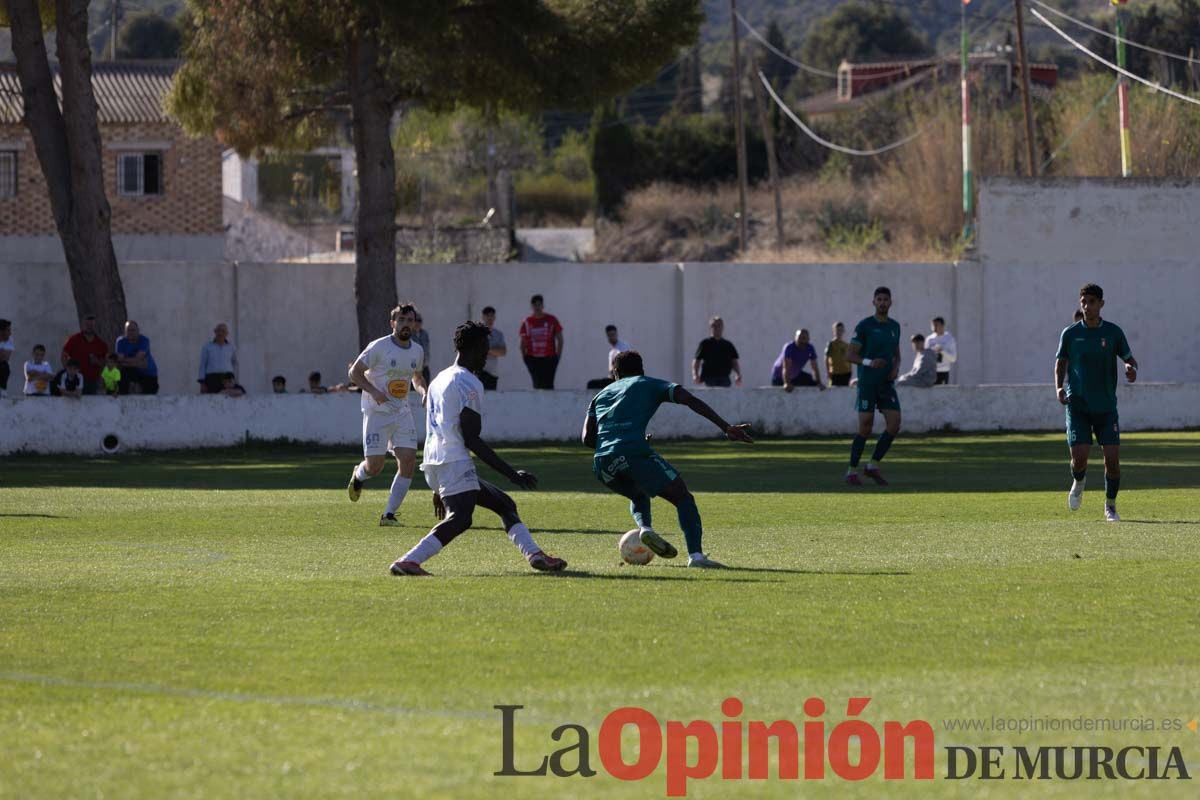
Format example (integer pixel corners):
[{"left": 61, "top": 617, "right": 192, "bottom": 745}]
[
  {"left": 390, "top": 321, "right": 567, "bottom": 576},
  {"left": 346, "top": 304, "right": 428, "bottom": 526}
]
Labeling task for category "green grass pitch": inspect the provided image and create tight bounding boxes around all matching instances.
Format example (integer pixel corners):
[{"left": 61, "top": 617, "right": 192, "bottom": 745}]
[{"left": 1, "top": 433, "right": 1198, "bottom": 798}]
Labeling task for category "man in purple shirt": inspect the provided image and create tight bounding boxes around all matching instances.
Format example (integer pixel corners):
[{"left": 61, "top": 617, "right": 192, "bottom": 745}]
[{"left": 771, "top": 329, "right": 825, "bottom": 391}]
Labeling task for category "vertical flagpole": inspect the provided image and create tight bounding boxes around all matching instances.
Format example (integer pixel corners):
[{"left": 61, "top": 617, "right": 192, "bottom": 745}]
[
  {"left": 729, "top": 0, "right": 749, "bottom": 252},
  {"left": 1114, "top": 2, "right": 1132, "bottom": 176},
  {"left": 961, "top": 0, "right": 974, "bottom": 242}
]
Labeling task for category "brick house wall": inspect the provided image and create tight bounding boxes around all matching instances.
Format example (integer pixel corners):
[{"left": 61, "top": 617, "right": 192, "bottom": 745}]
[{"left": 0, "top": 62, "right": 221, "bottom": 241}]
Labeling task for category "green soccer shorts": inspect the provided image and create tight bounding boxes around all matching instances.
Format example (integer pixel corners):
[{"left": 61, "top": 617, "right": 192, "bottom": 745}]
[
  {"left": 593, "top": 451, "right": 679, "bottom": 498},
  {"left": 855, "top": 380, "right": 901, "bottom": 414},
  {"left": 1066, "top": 405, "right": 1120, "bottom": 447}
]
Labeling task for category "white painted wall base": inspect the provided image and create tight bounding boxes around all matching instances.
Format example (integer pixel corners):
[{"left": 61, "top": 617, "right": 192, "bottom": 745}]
[{"left": 2, "top": 384, "right": 1196, "bottom": 455}]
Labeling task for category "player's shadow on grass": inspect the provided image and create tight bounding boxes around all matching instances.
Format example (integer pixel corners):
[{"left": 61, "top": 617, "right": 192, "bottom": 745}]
[
  {"left": 476, "top": 525, "right": 614, "bottom": 535},
  {"left": 507, "top": 570, "right": 776, "bottom": 584},
  {"left": 677, "top": 565, "right": 911, "bottom": 576},
  {"left": 0, "top": 513, "right": 62, "bottom": 518},
  {"left": 1120, "top": 519, "right": 1200, "bottom": 525}
]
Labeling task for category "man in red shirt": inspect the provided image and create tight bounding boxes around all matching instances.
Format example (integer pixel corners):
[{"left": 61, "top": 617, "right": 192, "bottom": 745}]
[
  {"left": 61, "top": 314, "right": 109, "bottom": 395},
  {"left": 519, "top": 294, "right": 564, "bottom": 389}
]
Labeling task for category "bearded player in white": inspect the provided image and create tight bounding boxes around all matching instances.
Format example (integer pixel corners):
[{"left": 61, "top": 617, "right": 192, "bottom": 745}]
[
  {"left": 347, "top": 304, "right": 427, "bottom": 526},
  {"left": 390, "top": 321, "right": 567, "bottom": 576}
]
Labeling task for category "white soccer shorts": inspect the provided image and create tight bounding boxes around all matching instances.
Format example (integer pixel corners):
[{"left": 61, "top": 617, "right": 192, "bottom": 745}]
[
  {"left": 420, "top": 459, "right": 480, "bottom": 499},
  {"left": 362, "top": 409, "right": 417, "bottom": 456}
]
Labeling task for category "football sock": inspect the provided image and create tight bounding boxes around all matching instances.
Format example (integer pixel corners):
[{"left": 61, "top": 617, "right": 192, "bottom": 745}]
[
  {"left": 354, "top": 462, "right": 371, "bottom": 482},
  {"left": 1072, "top": 469, "right": 1086, "bottom": 482},
  {"left": 676, "top": 496, "right": 704, "bottom": 555},
  {"left": 871, "top": 431, "right": 895, "bottom": 463},
  {"left": 384, "top": 475, "right": 411, "bottom": 515},
  {"left": 689, "top": 552, "right": 705, "bottom": 561},
  {"left": 630, "top": 495, "right": 653, "bottom": 531},
  {"left": 1105, "top": 474, "right": 1120, "bottom": 502},
  {"left": 399, "top": 533, "right": 442, "bottom": 565},
  {"left": 506, "top": 523, "right": 541, "bottom": 558},
  {"left": 849, "top": 435, "right": 867, "bottom": 468}
]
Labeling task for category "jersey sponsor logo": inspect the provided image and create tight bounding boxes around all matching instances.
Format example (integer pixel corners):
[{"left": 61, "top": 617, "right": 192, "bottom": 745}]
[
  {"left": 387, "top": 379, "right": 409, "bottom": 399},
  {"left": 1101, "top": 338, "right": 1107, "bottom": 348}
]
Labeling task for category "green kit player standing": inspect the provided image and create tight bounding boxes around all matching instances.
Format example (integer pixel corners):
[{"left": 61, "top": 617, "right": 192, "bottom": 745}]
[
  {"left": 1056, "top": 283, "right": 1138, "bottom": 522},
  {"left": 845, "top": 286, "right": 902, "bottom": 486},
  {"left": 582, "top": 351, "right": 753, "bottom": 568}
]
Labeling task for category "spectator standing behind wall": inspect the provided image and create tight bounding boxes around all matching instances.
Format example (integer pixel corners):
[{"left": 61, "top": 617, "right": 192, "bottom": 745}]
[
  {"left": 23, "top": 344, "right": 54, "bottom": 396},
  {"left": 825, "top": 321, "right": 852, "bottom": 387},
  {"left": 115, "top": 320, "right": 160, "bottom": 395},
  {"left": 896, "top": 334, "right": 937, "bottom": 387},
  {"left": 587, "top": 324, "right": 630, "bottom": 390},
  {"left": 198, "top": 323, "right": 237, "bottom": 393},
  {"left": 479, "top": 306, "right": 506, "bottom": 391},
  {"left": 925, "top": 316, "right": 957, "bottom": 386},
  {"left": 520, "top": 294, "right": 564, "bottom": 390},
  {"left": 0, "top": 319, "right": 12, "bottom": 398},
  {"left": 692, "top": 316, "right": 742, "bottom": 387},
  {"left": 771, "top": 329, "right": 824, "bottom": 391},
  {"left": 412, "top": 309, "right": 432, "bottom": 385},
  {"left": 61, "top": 315, "right": 109, "bottom": 395}
]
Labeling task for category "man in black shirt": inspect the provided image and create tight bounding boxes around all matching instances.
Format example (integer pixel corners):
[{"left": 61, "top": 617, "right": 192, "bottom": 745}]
[{"left": 692, "top": 316, "right": 742, "bottom": 387}]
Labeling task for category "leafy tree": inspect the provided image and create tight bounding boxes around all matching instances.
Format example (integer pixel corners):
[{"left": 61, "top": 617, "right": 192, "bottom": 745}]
[
  {"left": 2, "top": 0, "right": 127, "bottom": 343},
  {"left": 759, "top": 18, "right": 798, "bottom": 93},
  {"left": 796, "top": 2, "right": 931, "bottom": 94},
  {"left": 117, "top": 12, "right": 182, "bottom": 59},
  {"left": 589, "top": 104, "right": 637, "bottom": 218},
  {"left": 673, "top": 49, "right": 704, "bottom": 115},
  {"left": 171, "top": 0, "right": 701, "bottom": 348}
]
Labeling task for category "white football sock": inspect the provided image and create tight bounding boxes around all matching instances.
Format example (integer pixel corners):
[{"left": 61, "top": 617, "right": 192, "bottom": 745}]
[
  {"left": 354, "top": 462, "right": 371, "bottom": 482},
  {"left": 384, "top": 475, "right": 412, "bottom": 516},
  {"left": 399, "top": 533, "right": 443, "bottom": 565},
  {"left": 506, "top": 523, "right": 540, "bottom": 558}
]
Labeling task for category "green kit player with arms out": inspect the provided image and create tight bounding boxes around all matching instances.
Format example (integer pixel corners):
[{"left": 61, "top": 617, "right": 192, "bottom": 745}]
[
  {"left": 1056, "top": 283, "right": 1138, "bottom": 522},
  {"left": 582, "top": 351, "right": 753, "bottom": 568},
  {"left": 845, "top": 286, "right": 903, "bottom": 486}
]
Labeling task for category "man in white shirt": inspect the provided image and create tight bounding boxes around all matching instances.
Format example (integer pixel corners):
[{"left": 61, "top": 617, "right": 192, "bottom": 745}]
[
  {"left": 347, "top": 304, "right": 428, "bottom": 527},
  {"left": 925, "top": 316, "right": 958, "bottom": 385},
  {"left": 587, "top": 324, "right": 631, "bottom": 390},
  {"left": 390, "top": 321, "right": 567, "bottom": 576},
  {"left": 24, "top": 344, "right": 55, "bottom": 396}
]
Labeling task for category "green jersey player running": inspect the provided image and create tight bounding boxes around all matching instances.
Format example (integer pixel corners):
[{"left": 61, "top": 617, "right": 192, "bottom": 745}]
[
  {"left": 1055, "top": 283, "right": 1138, "bottom": 522},
  {"left": 845, "top": 286, "right": 903, "bottom": 486},
  {"left": 582, "top": 351, "right": 753, "bottom": 568}
]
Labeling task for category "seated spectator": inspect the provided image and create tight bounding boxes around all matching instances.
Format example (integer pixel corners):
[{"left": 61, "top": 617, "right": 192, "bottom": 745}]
[
  {"left": 897, "top": 334, "right": 937, "bottom": 387},
  {"left": 0, "top": 318, "right": 12, "bottom": 398},
  {"left": 220, "top": 372, "right": 246, "bottom": 397},
  {"left": 114, "top": 320, "right": 160, "bottom": 395},
  {"left": 24, "top": 344, "right": 55, "bottom": 396},
  {"left": 825, "top": 321, "right": 852, "bottom": 387},
  {"left": 272, "top": 375, "right": 288, "bottom": 393},
  {"left": 587, "top": 324, "right": 630, "bottom": 390},
  {"left": 198, "top": 323, "right": 237, "bottom": 394},
  {"left": 771, "top": 329, "right": 824, "bottom": 392},
  {"left": 57, "top": 359, "right": 84, "bottom": 398},
  {"left": 62, "top": 314, "right": 108, "bottom": 395},
  {"left": 304, "top": 371, "right": 329, "bottom": 394},
  {"left": 692, "top": 316, "right": 741, "bottom": 387},
  {"left": 101, "top": 354, "right": 122, "bottom": 396}
]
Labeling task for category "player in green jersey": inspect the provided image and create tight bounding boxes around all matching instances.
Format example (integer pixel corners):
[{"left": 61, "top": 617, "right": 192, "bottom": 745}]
[
  {"left": 845, "top": 286, "right": 903, "bottom": 486},
  {"left": 1055, "top": 283, "right": 1138, "bottom": 522},
  {"left": 582, "top": 351, "right": 753, "bottom": 568}
]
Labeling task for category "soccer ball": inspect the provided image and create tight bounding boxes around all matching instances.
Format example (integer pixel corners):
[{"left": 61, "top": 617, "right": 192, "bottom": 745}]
[{"left": 619, "top": 529, "right": 654, "bottom": 565}]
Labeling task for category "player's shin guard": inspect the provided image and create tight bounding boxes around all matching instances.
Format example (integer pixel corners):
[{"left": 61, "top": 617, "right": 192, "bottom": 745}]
[
  {"left": 871, "top": 431, "right": 895, "bottom": 463},
  {"left": 675, "top": 497, "right": 703, "bottom": 556},
  {"left": 849, "top": 435, "right": 867, "bottom": 468},
  {"left": 385, "top": 475, "right": 411, "bottom": 515},
  {"left": 1105, "top": 474, "right": 1120, "bottom": 501},
  {"left": 505, "top": 522, "right": 540, "bottom": 558},
  {"left": 630, "top": 494, "right": 653, "bottom": 531}
]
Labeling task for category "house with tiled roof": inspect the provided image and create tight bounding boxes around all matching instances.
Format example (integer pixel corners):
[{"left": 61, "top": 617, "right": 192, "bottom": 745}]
[{"left": 0, "top": 60, "right": 222, "bottom": 261}]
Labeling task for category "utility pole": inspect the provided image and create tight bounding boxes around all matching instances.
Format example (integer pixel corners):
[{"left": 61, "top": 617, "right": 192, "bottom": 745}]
[
  {"left": 729, "top": 0, "right": 749, "bottom": 252},
  {"left": 751, "top": 64, "right": 784, "bottom": 252},
  {"left": 961, "top": 0, "right": 974, "bottom": 242},
  {"left": 110, "top": 0, "right": 121, "bottom": 61},
  {"left": 1114, "top": 0, "right": 1132, "bottom": 177},
  {"left": 1013, "top": 0, "right": 1038, "bottom": 176}
]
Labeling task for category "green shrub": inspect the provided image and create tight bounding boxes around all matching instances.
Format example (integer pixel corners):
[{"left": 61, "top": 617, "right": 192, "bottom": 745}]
[{"left": 516, "top": 173, "right": 594, "bottom": 224}]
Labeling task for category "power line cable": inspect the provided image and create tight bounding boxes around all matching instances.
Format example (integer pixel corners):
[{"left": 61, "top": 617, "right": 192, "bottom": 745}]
[
  {"left": 1031, "top": 8, "right": 1200, "bottom": 107},
  {"left": 1029, "top": 0, "right": 1200, "bottom": 66},
  {"left": 734, "top": 11, "right": 838, "bottom": 78},
  {"left": 757, "top": 71, "right": 923, "bottom": 156}
]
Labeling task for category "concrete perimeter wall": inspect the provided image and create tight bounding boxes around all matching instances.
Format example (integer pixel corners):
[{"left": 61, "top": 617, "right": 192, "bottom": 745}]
[
  {"left": 0, "top": 177, "right": 1196, "bottom": 399},
  {"left": 2, "top": 384, "right": 1197, "bottom": 455}
]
